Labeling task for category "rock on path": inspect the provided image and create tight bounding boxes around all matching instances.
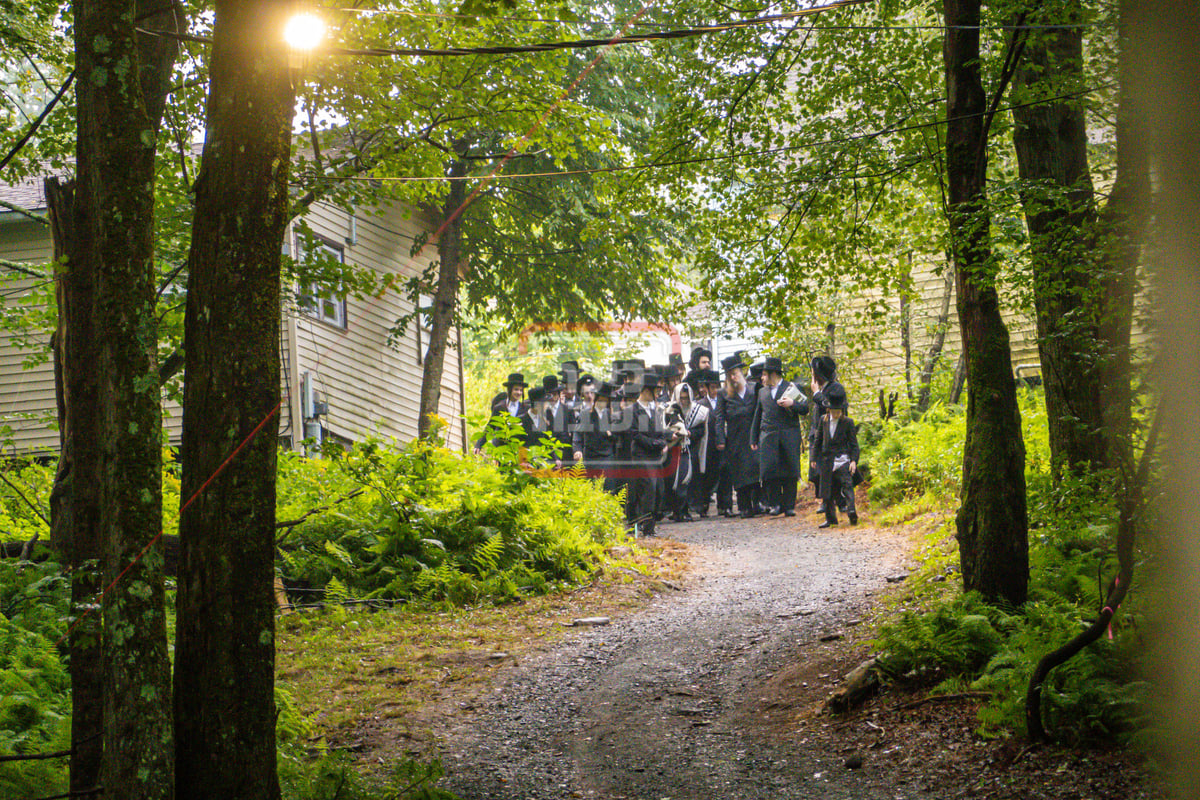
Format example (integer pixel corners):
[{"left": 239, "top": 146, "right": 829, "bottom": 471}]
[{"left": 440, "top": 512, "right": 916, "bottom": 800}]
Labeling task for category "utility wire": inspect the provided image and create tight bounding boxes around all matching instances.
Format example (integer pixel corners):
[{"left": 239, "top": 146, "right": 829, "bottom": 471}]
[
  {"left": 139, "top": 0, "right": 875, "bottom": 59},
  {"left": 335, "top": 4, "right": 1100, "bottom": 32},
  {"left": 291, "top": 82, "right": 1111, "bottom": 185}
]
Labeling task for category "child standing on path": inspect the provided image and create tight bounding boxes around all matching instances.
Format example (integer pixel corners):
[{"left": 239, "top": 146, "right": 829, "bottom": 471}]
[{"left": 817, "top": 383, "right": 859, "bottom": 528}]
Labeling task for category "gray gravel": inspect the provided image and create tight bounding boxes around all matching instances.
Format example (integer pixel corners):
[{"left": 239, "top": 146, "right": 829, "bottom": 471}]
[{"left": 440, "top": 511, "right": 917, "bottom": 800}]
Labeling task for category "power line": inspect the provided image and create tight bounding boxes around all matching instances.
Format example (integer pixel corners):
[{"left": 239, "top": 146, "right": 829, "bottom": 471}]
[
  {"left": 335, "top": 4, "right": 1101, "bottom": 33},
  {"left": 140, "top": 0, "right": 876, "bottom": 59},
  {"left": 291, "top": 82, "right": 1111, "bottom": 185}
]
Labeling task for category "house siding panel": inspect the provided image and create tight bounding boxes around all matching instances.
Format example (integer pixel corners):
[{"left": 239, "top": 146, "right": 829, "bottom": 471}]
[
  {"left": 289, "top": 202, "right": 465, "bottom": 453},
  {"left": 1, "top": 196, "right": 464, "bottom": 456}
]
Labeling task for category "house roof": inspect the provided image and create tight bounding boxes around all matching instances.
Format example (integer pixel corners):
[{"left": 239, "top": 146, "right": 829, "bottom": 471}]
[{"left": 0, "top": 176, "right": 50, "bottom": 214}]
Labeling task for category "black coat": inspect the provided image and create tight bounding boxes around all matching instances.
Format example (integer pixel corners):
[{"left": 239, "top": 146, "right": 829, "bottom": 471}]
[
  {"left": 520, "top": 408, "right": 550, "bottom": 451},
  {"left": 716, "top": 383, "right": 760, "bottom": 489},
  {"left": 699, "top": 396, "right": 722, "bottom": 474},
  {"left": 546, "top": 402, "right": 576, "bottom": 463},
  {"left": 750, "top": 380, "right": 808, "bottom": 481},
  {"left": 629, "top": 401, "right": 670, "bottom": 464},
  {"left": 476, "top": 397, "right": 528, "bottom": 450},
  {"left": 573, "top": 406, "right": 615, "bottom": 465},
  {"left": 610, "top": 403, "right": 634, "bottom": 467},
  {"left": 816, "top": 413, "right": 861, "bottom": 488}
]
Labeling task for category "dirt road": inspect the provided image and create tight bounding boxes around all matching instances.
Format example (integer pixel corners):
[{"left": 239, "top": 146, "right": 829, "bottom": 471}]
[{"left": 440, "top": 511, "right": 917, "bottom": 800}]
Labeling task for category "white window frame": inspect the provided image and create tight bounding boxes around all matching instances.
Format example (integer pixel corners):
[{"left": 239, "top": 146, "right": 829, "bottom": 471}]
[{"left": 297, "top": 237, "right": 348, "bottom": 329}]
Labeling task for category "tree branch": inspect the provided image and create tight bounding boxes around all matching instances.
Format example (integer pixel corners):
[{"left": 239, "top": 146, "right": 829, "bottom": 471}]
[
  {"left": 0, "top": 471, "right": 50, "bottom": 529},
  {"left": 0, "top": 200, "right": 49, "bottom": 225},
  {"left": 0, "top": 70, "right": 75, "bottom": 173}
]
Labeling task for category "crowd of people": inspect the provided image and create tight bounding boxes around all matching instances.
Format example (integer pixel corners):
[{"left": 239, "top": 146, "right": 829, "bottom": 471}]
[{"left": 475, "top": 347, "right": 861, "bottom": 536}]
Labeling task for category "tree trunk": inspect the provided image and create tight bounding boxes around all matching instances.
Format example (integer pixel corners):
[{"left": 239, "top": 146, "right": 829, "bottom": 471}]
[
  {"left": 418, "top": 169, "right": 466, "bottom": 439},
  {"left": 46, "top": 177, "right": 105, "bottom": 800},
  {"left": 943, "top": 0, "right": 1029, "bottom": 606},
  {"left": 1095, "top": 1, "right": 1150, "bottom": 471},
  {"left": 73, "top": 0, "right": 178, "bottom": 794},
  {"left": 1011, "top": 0, "right": 1112, "bottom": 478},
  {"left": 174, "top": 0, "right": 295, "bottom": 797},
  {"left": 915, "top": 263, "right": 955, "bottom": 415}
]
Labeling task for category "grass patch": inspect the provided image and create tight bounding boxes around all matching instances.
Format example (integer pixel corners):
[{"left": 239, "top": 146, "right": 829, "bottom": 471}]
[{"left": 276, "top": 539, "right": 690, "bottom": 759}]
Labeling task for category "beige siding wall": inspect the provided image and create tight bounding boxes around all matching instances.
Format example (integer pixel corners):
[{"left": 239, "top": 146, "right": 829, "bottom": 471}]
[
  {"left": 1, "top": 202, "right": 465, "bottom": 456},
  {"left": 0, "top": 219, "right": 57, "bottom": 453},
  {"left": 826, "top": 257, "right": 1042, "bottom": 408},
  {"left": 286, "top": 201, "right": 465, "bottom": 453},
  {"left": 830, "top": 255, "right": 1149, "bottom": 412}
]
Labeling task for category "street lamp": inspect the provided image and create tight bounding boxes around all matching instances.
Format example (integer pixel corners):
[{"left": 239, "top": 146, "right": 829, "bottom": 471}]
[{"left": 284, "top": 11, "right": 325, "bottom": 52}]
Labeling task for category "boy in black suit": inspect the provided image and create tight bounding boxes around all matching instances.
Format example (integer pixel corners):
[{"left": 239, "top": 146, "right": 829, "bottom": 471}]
[{"left": 816, "top": 383, "right": 859, "bottom": 527}]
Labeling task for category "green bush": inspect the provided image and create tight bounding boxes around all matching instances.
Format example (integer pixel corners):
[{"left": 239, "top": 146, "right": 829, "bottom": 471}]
[
  {"left": 874, "top": 588, "right": 1148, "bottom": 743},
  {"left": 868, "top": 388, "right": 1152, "bottom": 743},
  {"left": 0, "top": 460, "right": 52, "bottom": 545},
  {"left": 864, "top": 388, "right": 1052, "bottom": 506},
  {"left": 0, "top": 561, "right": 70, "bottom": 799},
  {"left": 277, "top": 438, "right": 628, "bottom": 607}
]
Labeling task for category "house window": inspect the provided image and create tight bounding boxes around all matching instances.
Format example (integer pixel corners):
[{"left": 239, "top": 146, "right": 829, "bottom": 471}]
[{"left": 297, "top": 238, "right": 347, "bottom": 329}]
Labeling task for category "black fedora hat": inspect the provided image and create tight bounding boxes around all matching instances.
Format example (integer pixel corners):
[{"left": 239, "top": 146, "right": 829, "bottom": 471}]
[
  {"left": 636, "top": 373, "right": 661, "bottom": 393},
  {"left": 824, "top": 382, "right": 848, "bottom": 410},
  {"left": 720, "top": 354, "right": 746, "bottom": 373},
  {"left": 748, "top": 360, "right": 765, "bottom": 380},
  {"left": 542, "top": 375, "right": 561, "bottom": 393},
  {"left": 596, "top": 381, "right": 616, "bottom": 399},
  {"left": 763, "top": 356, "right": 785, "bottom": 375},
  {"left": 502, "top": 372, "right": 528, "bottom": 387},
  {"left": 811, "top": 355, "right": 837, "bottom": 384},
  {"left": 528, "top": 386, "right": 547, "bottom": 403},
  {"left": 700, "top": 368, "right": 722, "bottom": 385}
]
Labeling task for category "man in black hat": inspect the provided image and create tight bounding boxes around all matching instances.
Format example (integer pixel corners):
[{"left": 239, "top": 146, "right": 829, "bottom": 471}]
[
  {"left": 689, "top": 369, "right": 724, "bottom": 518},
  {"left": 750, "top": 357, "right": 809, "bottom": 517},
  {"left": 608, "top": 382, "right": 634, "bottom": 500},
  {"left": 474, "top": 372, "right": 528, "bottom": 454},
  {"left": 542, "top": 375, "right": 574, "bottom": 467},
  {"left": 626, "top": 373, "right": 674, "bottom": 536},
  {"left": 574, "top": 381, "right": 617, "bottom": 490},
  {"left": 807, "top": 355, "right": 840, "bottom": 513},
  {"left": 559, "top": 360, "right": 581, "bottom": 409},
  {"left": 687, "top": 345, "right": 713, "bottom": 375},
  {"left": 716, "top": 353, "right": 761, "bottom": 517},
  {"left": 700, "top": 369, "right": 734, "bottom": 516},
  {"left": 748, "top": 360, "right": 765, "bottom": 386},
  {"left": 521, "top": 386, "right": 550, "bottom": 450},
  {"left": 815, "top": 383, "right": 859, "bottom": 527}
]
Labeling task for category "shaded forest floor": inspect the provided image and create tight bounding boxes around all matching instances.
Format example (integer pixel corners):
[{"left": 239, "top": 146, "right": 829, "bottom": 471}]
[{"left": 277, "top": 507, "right": 1164, "bottom": 799}]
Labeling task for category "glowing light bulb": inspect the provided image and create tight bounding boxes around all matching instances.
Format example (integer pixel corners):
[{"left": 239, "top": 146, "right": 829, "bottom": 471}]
[{"left": 284, "top": 12, "right": 326, "bottom": 51}]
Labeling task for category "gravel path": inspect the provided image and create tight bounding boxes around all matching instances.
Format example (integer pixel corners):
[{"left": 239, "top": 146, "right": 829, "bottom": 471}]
[{"left": 440, "top": 511, "right": 921, "bottom": 800}]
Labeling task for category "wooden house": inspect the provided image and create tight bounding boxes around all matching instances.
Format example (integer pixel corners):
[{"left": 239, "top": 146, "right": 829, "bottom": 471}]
[{"left": 0, "top": 177, "right": 466, "bottom": 455}]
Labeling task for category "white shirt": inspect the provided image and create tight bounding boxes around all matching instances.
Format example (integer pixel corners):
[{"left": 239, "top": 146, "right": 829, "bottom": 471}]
[
  {"left": 828, "top": 417, "right": 838, "bottom": 439},
  {"left": 507, "top": 399, "right": 520, "bottom": 415}
]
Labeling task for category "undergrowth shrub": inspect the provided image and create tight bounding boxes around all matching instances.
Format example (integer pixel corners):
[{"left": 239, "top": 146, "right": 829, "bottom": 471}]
[
  {"left": 868, "top": 388, "right": 1152, "bottom": 743},
  {"left": 0, "top": 561, "right": 70, "bottom": 799},
  {"left": 277, "top": 438, "right": 628, "bottom": 607},
  {"left": 0, "top": 460, "right": 52, "bottom": 545},
  {"left": 864, "top": 389, "right": 1050, "bottom": 507}
]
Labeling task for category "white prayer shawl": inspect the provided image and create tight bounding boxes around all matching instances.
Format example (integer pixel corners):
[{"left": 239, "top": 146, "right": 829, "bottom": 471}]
[{"left": 672, "top": 384, "right": 711, "bottom": 477}]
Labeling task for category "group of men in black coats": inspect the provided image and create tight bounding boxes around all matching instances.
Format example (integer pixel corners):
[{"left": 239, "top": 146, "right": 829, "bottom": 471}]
[{"left": 477, "top": 347, "right": 861, "bottom": 534}]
